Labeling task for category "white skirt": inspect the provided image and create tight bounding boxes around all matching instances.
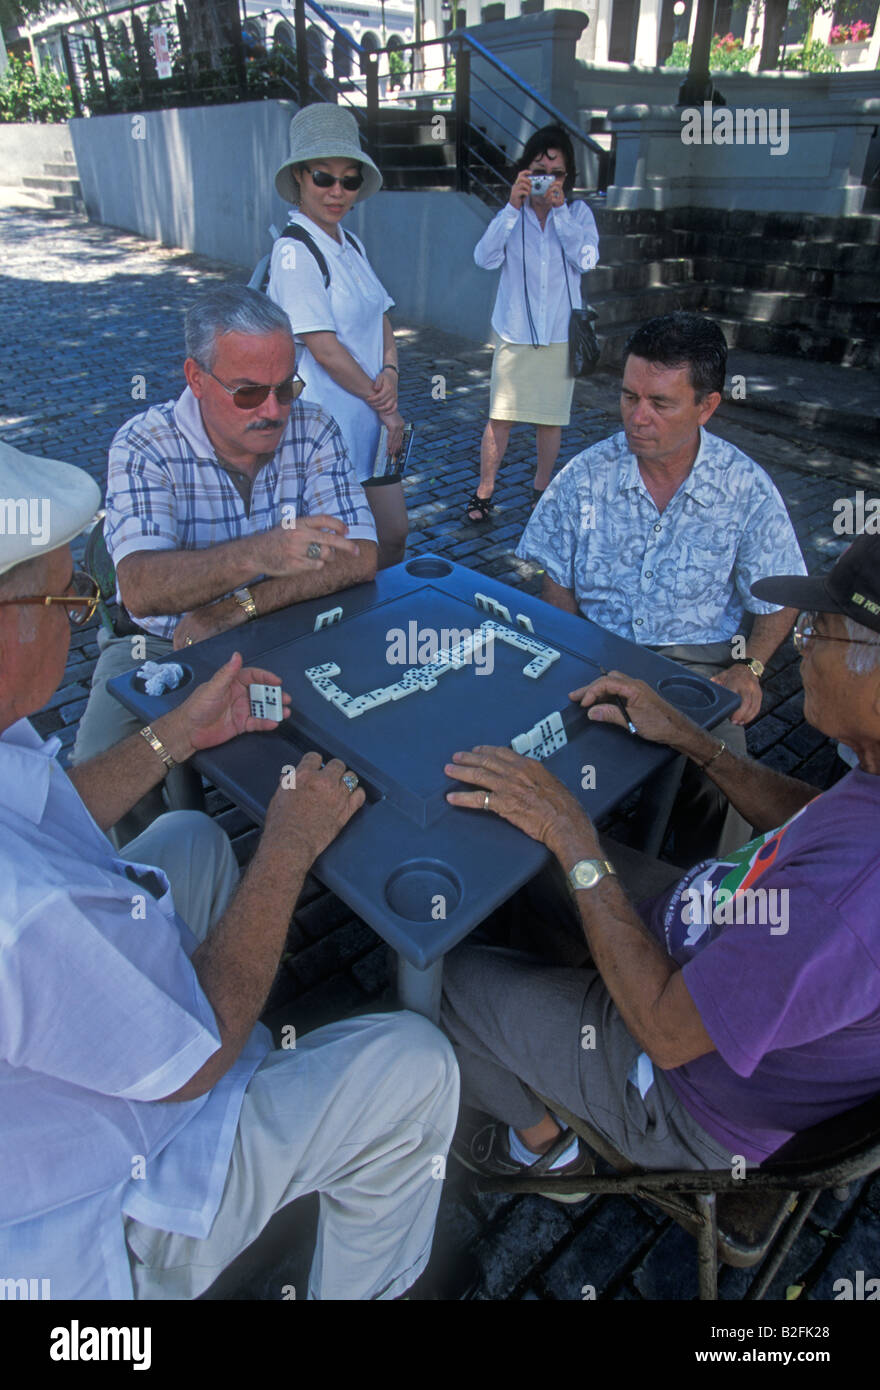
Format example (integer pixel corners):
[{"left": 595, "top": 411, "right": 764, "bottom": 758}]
[{"left": 489, "top": 334, "right": 575, "bottom": 426}]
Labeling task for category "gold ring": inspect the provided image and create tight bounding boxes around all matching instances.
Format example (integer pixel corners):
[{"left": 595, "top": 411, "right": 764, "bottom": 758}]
[
  {"left": 184, "top": 636, "right": 194, "bottom": 646},
  {"left": 306, "top": 541, "right": 322, "bottom": 560},
  {"left": 483, "top": 791, "right": 491, "bottom": 812}
]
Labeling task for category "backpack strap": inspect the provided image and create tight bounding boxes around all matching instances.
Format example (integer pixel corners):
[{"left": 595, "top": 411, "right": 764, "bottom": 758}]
[
  {"left": 278, "top": 224, "right": 364, "bottom": 289},
  {"left": 280, "top": 224, "right": 331, "bottom": 288}
]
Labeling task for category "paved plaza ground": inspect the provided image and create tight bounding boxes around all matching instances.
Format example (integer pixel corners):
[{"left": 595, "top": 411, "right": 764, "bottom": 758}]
[{"left": 2, "top": 199, "right": 879, "bottom": 1303}]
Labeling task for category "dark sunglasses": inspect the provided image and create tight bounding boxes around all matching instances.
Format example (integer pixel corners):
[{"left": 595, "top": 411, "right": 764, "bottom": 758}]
[
  {"left": 206, "top": 370, "right": 306, "bottom": 410},
  {"left": 305, "top": 166, "right": 364, "bottom": 192}
]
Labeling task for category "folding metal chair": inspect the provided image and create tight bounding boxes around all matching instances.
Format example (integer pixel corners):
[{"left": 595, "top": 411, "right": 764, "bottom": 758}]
[{"left": 476, "top": 1090, "right": 880, "bottom": 1299}]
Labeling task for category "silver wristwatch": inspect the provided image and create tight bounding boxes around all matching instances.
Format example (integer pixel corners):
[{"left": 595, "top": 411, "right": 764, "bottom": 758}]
[{"left": 567, "top": 859, "right": 617, "bottom": 893}]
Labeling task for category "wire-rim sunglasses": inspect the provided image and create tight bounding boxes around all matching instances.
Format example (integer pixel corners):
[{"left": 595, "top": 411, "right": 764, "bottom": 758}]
[{"left": 0, "top": 569, "right": 101, "bottom": 627}]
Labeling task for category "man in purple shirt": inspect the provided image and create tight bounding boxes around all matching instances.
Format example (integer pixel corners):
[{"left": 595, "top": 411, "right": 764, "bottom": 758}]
[{"left": 440, "top": 535, "right": 880, "bottom": 1182}]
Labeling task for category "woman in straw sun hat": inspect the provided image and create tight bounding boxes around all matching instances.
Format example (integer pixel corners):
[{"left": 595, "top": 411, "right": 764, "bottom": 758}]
[{"left": 269, "top": 103, "right": 408, "bottom": 569}]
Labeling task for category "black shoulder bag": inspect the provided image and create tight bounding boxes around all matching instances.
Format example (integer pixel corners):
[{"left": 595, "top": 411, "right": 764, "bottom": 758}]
[{"left": 561, "top": 242, "right": 601, "bottom": 378}]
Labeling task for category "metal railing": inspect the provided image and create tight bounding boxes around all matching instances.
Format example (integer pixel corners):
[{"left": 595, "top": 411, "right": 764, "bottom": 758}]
[{"left": 50, "top": 0, "right": 612, "bottom": 198}]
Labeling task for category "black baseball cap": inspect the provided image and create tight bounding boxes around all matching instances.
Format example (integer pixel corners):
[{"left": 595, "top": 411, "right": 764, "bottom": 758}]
[{"left": 751, "top": 534, "right": 880, "bottom": 635}]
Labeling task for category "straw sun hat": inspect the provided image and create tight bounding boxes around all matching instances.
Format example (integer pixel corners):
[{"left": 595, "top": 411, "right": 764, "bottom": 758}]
[{"left": 275, "top": 103, "right": 383, "bottom": 205}]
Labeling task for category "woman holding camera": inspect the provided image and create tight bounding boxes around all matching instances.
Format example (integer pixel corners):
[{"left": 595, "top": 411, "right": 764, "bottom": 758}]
[{"left": 467, "top": 126, "right": 599, "bottom": 523}]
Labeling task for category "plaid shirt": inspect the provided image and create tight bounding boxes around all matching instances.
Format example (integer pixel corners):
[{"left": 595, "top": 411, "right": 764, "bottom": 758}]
[{"left": 104, "top": 388, "right": 377, "bottom": 640}]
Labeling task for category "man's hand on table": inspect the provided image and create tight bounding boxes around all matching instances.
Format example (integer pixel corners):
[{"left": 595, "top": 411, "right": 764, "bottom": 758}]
[
  {"left": 250, "top": 514, "right": 362, "bottom": 578},
  {"left": 263, "top": 751, "right": 366, "bottom": 862},
  {"left": 571, "top": 670, "right": 715, "bottom": 758},
  {"left": 710, "top": 662, "right": 761, "bottom": 724},
  {"left": 158, "top": 652, "right": 291, "bottom": 762},
  {"left": 444, "top": 745, "right": 598, "bottom": 867}
]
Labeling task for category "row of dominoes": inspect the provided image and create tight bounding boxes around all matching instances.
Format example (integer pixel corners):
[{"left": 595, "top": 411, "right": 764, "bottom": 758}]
[
  {"left": 474, "top": 592, "right": 511, "bottom": 623},
  {"left": 510, "top": 710, "right": 568, "bottom": 762},
  {"left": 477, "top": 619, "right": 561, "bottom": 676}
]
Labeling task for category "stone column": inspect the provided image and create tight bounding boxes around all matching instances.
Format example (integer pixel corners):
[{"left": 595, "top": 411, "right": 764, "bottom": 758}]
[{"left": 634, "top": 0, "right": 662, "bottom": 64}]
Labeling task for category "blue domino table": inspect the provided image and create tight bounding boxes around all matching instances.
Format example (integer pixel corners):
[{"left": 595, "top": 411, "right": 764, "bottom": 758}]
[{"left": 109, "top": 555, "right": 739, "bottom": 1019}]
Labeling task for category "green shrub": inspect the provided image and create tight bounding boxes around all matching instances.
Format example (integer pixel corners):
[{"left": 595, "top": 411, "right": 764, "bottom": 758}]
[
  {"left": 0, "top": 56, "right": 74, "bottom": 123},
  {"left": 782, "top": 38, "right": 842, "bottom": 70},
  {"left": 663, "top": 33, "right": 759, "bottom": 71}
]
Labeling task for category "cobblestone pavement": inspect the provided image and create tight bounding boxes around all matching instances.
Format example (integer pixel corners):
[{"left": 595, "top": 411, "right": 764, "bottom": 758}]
[{"left": 2, "top": 204, "right": 878, "bottom": 1303}]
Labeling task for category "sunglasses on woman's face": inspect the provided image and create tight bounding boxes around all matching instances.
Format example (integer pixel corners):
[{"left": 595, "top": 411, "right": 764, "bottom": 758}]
[{"left": 305, "top": 167, "right": 364, "bottom": 191}]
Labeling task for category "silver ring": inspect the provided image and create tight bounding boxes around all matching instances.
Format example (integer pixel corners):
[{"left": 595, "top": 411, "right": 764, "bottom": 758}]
[
  {"left": 306, "top": 541, "right": 322, "bottom": 560},
  {"left": 483, "top": 791, "right": 491, "bottom": 812},
  {"left": 342, "top": 771, "right": 359, "bottom": 793},
  {"left": 184, "top": 636, "right": 194, "bottom": 646}
]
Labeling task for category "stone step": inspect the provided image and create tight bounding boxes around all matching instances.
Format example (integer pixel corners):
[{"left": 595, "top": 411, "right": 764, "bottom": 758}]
[
  {"left": 713, "top": 315, "right": 880, "bottom": 370},
  {"left": 22, "top": 174, "right": 82, "bottom": 195},
  {"left": 595, "top": 232, "right": 675, "bottom": 261},
  {"left": 588, "top": 257, "right": 695, "bottom": 294},
  {"left": 43, "top": 160, "right": 79, "bottom": 178},
  {"left": 701, "top": 285, "right": 880, "bottom": 338},
  {"left": 590, "top": 281, "right": 706, "bottom": 328},
  {"left": 377, "top": 141, "right": 456, "bottom": 167},
  {"left": 667, "top": 206, "right": 880, "bottom": 245},
  {"left": 382, "top": 167, "right": 457, "bottom": 190},
  {"left": 681, "top": 231, "right": 880, "bottom": 273},
  {"left": 692, "top": 256, "right": 880, "bottom": 303}
]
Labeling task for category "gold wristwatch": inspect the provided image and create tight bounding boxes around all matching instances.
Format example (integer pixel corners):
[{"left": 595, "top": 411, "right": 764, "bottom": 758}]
[
  {"left": 732, "top": 656, "right": 764, "bottom": 678},
  {"left": 567, "top": 859, "right": 617, "bottom": 893},
  {"left": 233, "top": 586, "right": 257, "bottom": 621}
]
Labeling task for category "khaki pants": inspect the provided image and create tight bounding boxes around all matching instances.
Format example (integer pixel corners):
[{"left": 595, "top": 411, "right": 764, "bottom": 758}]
[{"left": 121, "top": 812, "right": 460, "bottom": 1301}]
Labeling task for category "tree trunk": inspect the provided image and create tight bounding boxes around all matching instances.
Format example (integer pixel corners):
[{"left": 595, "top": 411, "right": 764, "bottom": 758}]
[
  {"left": 184, "top": 0, "right": 240, "bottom": 69},
  {"left": 758, "top": 0, "right": 787, "bottom": 69}
]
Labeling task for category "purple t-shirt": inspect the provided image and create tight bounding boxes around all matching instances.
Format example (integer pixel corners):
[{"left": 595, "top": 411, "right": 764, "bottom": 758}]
[{"left": 641, "top": 770, "right": 880, "bottom": 1162}]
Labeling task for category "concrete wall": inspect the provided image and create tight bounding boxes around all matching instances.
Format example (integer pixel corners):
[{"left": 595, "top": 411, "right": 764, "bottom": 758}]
[
  {"left": 70, "top": 101, "right": 299, "bottom": 271},
  {"left": 349, "top": 191, "right": 496, "bottom": 341},
  {"left": 575, "top": 63, "right": 880, "bottom": 115},
  {"left": 70, "top": 100, "right": 498, "bottom": 341},
  {"left": 0, "top": 123, "right": 75, "bottom": 185}
]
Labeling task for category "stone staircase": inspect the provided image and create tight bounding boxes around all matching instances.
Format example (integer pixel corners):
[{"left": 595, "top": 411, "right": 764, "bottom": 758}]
[
  {"left": 586, "top": 204, "right": 880, "bottom": 372},
  {"left": 20, "top": 150, "right": 83, "bottom": 213}
]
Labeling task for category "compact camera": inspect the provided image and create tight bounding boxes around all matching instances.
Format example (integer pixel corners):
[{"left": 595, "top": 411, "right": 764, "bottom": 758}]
[{"left": 529, "top": 174, "right": 555, "bottom": 196}]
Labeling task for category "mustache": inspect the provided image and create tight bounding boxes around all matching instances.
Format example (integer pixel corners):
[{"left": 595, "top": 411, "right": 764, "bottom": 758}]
[{"left": 245, "top": 419, "right": 285, "bottom": 432}]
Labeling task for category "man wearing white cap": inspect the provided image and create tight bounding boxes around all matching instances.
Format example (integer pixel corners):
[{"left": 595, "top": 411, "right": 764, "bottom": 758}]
[{"left": 0, "top": 440, "right": 458, "bottom": 1300}]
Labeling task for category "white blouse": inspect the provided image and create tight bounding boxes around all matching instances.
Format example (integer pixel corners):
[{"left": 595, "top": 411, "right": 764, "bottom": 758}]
[
  {"left": 474, "top": 199, "right": 600, "bottom": 346},
  {"left": 269, "top": 211, "right": 394, "bottom": 483}
]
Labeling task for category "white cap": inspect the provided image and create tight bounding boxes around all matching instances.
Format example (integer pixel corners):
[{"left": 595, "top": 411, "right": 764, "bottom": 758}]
[{"left": 0, "top": 441, "right": 101, "bottom": 577}]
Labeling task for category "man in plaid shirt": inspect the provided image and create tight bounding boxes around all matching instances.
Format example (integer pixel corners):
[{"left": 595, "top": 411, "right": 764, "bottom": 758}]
[{"left": 72, "top": 285, "right": 378, "bottom": 843}]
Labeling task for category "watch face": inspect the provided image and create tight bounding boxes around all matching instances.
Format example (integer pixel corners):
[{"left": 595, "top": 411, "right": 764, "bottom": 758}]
[{"left": 572, "top": 861, "right": 601, "bottom": 888}]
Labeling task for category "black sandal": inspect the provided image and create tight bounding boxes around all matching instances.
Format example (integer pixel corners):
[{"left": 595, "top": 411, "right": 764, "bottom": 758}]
[{"left": 466, "top": 493, "right": 493, "bottom": 523}]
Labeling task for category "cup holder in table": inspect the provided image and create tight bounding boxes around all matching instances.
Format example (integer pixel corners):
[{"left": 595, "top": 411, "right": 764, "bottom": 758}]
[
  {"left": 657, "top": 675, "right": 716, "bottom": 710},
  {"left": 132, "top": 662, "right": 194, "bottom": 696},
  {"left": 405, "top": 558, "right": 453, "bottom": 579},
  {"left": 384, "top": 860, "right": 462, "bottom": 922}
]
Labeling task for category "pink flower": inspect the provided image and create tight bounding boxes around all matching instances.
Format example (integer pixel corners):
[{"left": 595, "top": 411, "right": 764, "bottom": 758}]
[{"left": 851, "top": 19, "right": 871, "bottom": 39}]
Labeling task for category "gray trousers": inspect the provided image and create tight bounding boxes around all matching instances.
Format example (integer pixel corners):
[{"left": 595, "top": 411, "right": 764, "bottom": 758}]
[{"left": 440, "top": 841, "right": 736, "bottom": 1172}]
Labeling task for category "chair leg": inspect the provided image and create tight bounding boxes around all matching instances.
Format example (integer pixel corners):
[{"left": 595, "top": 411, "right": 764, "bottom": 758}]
[
  {"left": 695, "top": 1193, "right": 719, "bottom": 1300},
  {"left": 744, "top": 1190, "right": 820, "bottom": 1301},
  {"left": 164, "top": 763, "right": 206, "bottom": 814}
]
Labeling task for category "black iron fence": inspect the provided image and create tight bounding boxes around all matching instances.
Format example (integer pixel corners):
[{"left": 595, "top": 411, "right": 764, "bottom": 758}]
[{"left": 52, "top": 0, "right": 612, "bottom": 199}]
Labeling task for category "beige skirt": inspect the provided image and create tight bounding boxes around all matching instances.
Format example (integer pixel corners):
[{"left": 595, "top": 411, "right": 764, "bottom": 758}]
[{"left": 489, "top": 334, "right": 575, "bottom": 426}]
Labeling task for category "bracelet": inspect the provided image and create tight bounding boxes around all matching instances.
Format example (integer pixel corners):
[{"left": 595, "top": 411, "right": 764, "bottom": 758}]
[
  {"left": 382, "top": 363, "right": 399, "bottom": 375},
  {"left": 140, "top": 725, "right": 176, "bottom": 772},
  {"left": 697, "top": 740, "right": 726, "bottom": 772}
]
